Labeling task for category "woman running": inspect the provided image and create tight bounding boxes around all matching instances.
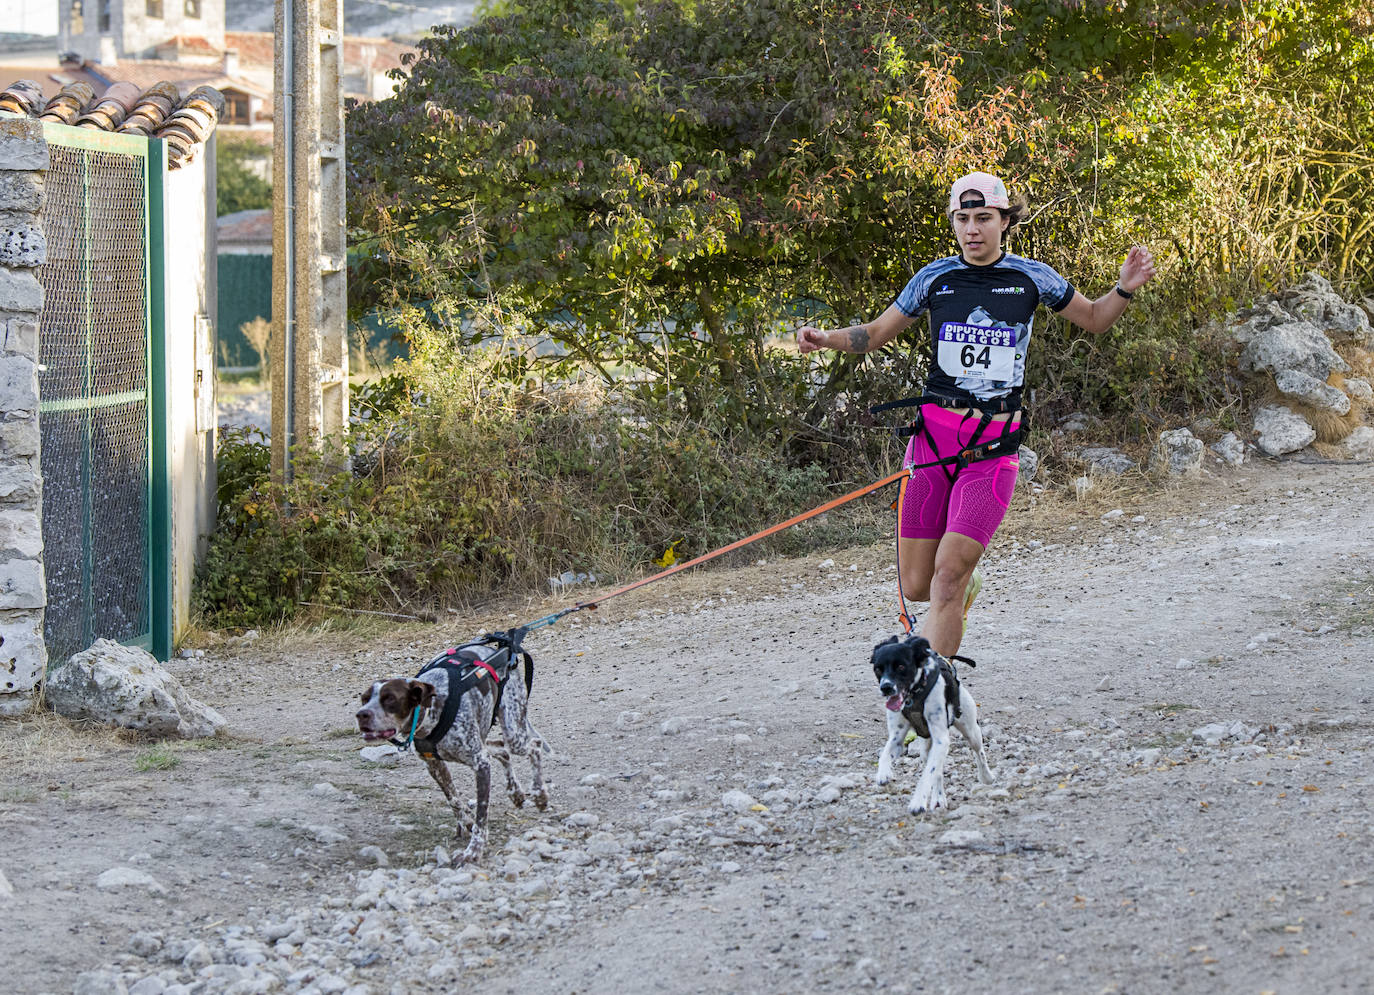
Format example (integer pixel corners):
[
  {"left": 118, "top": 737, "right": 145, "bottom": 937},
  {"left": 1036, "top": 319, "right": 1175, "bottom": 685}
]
[{"left": 796, "top": 171, "right": 1156, "bottom": 656}]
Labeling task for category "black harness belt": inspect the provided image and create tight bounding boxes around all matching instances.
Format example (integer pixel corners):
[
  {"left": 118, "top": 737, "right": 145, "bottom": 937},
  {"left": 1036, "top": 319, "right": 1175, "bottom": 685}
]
[
  {"left": 399, "top": 628, "right": 535, "bottom": 757},
  {"left": 870, "top": 393, "right": 1027, "bottom": 481}
]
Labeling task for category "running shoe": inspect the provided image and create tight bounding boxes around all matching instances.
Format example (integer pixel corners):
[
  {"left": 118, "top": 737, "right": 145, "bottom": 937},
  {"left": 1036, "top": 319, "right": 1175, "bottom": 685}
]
[{"left": 962, "top": 565, "right": 983, "bottom": 635}]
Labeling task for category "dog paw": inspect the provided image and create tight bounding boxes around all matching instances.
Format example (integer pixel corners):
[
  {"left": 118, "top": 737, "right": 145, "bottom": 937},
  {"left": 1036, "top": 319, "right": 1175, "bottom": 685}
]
[
  {"left": 874, "top": 772, "right": 891, "bottom": 787},
  {"left": 510, "top": 789, "right": 527, "bottom": 809},
  {"left": 907, "top": 788, "right": 944, "bottom": 814},
  {"left": 533, "top": 791, "right": 549, "bottom": 811},
  {"left": 454, "top": 845, "right": 482, "bottom": 866}
]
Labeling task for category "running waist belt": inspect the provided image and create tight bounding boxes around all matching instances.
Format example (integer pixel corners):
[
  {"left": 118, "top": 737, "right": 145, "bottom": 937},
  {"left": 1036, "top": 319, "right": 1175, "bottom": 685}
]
[{"left": 869, "top": 394, "right": 1027, "bottom": 476}]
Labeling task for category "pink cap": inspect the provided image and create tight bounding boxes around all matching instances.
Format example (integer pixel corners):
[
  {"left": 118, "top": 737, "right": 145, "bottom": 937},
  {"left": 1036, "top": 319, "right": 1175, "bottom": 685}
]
[{"left": 948, "top": 172, "right": 1010, "bottom": 212}]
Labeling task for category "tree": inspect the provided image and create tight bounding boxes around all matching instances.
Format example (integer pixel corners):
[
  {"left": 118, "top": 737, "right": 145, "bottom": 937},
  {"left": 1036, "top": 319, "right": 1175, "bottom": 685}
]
[
  {"left": 217, "top": 137, "right": 272, "bottom": 217},
  {"left": 349, "top": 1, "right": 1035, "bottom": 430},
  {"left": 347, "top": 0, "right": 1374, "bottom": 435}
]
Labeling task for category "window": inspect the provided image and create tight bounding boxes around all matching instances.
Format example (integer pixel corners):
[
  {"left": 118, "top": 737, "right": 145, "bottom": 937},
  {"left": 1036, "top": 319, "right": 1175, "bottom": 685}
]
[
  {"left": 147, "top": 0, "right": 163, "bottom": 17},
  {"left": 99, "top": 0, "right": 111, "bottom": 32},
  {"left": 225, "top": 94, "right": 250, "bottom": 125},
  {"left": 185, "top": 0, "right": 201, "bottom": 17},
  {"left": 70, "top": 0, "right": 84, "bottom": 34}
]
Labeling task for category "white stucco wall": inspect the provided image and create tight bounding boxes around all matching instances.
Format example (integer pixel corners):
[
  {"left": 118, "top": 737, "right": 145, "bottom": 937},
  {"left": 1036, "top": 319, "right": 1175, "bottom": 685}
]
[{"left": 162, "top": 145, "right": 217, "bottom": 641}]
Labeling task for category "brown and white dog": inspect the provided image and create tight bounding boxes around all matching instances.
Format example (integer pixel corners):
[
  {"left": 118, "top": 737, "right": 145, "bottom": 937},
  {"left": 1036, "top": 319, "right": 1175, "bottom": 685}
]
[{"left": 356, "top": 636, "right": 550, "bottom": 864}]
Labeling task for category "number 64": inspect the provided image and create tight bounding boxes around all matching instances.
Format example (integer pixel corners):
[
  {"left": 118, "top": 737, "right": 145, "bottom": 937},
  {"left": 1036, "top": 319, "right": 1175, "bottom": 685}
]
[{"left": 961, "top": 344, "right": 992, "bottom": 368}]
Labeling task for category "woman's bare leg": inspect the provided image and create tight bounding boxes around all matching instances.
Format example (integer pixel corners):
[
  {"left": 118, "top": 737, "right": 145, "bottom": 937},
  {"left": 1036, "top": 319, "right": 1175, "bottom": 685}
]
[
  {"left": 919, "top": 532, "right": 985, "bottom": 656},
  {"left": 897, "top": 536, "right": 939, "bottom": 610}
]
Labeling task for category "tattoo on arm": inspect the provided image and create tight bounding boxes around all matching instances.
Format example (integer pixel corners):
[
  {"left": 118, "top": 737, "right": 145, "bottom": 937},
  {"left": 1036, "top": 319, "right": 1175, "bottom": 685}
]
[{"left": 843, "top": 325, "right": 870, "bottom": 353}]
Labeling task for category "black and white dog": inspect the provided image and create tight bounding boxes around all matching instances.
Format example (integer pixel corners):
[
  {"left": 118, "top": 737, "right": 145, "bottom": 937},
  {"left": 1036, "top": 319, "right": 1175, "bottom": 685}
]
[
  {"left": 355, "top": 631, "right": 550, "bottom": 864},
  {"left": 872, "top": 634, "right": 995, "bottom": 813}
]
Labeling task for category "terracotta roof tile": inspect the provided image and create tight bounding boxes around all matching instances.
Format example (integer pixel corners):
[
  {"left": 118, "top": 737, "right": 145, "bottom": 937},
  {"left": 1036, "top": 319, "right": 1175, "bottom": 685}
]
[
  {"left": 3, "top": 72, "right": 228, "bottom": 168},
  {"left": 225, "top": 30, "right": 417, "bottom": 74},
  {"left": 156, "top": 35, "right": 224, "bottom": 58},
  {"left": 342, "top": 36, "right": 418, "bottom": 73},
  {"left": 84, "top": 61, "right": 270, "bottom": 100},
  {"left": 217, "top": 208, "right": 273, "bottom": 246},
  {"left": 223, "top": 31, "right": 274, "bottom": 66},
  {"left": 0, "top": 65, "right": 108, "bottom": 103}
]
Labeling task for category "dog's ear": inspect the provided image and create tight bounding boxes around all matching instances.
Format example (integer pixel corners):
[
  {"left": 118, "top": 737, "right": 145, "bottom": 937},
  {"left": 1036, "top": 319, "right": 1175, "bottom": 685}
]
[
  {"left": 871, "top": 634, "right": 898, "bottom": 671},
  {"left": 408, "top": 680, "right": 437, "bottom": 709},
  {"left": 907, "top": 636, "right": 932, "bottom": 659}
]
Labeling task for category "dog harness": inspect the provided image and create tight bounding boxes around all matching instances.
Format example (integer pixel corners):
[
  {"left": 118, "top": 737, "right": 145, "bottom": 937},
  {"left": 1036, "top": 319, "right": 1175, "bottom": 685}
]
[
  {"left": 901, "top": 650, "right": 977, "bottom": 740},
  {"left": 394, "top": 629, "right": 535, "bottom": 758}
]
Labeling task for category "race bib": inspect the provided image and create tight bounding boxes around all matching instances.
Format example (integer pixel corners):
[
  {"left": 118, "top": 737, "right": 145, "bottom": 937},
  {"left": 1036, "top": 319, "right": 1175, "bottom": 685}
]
[{"left": 936, "top": 321, "right": 1016, "bottom": 381}]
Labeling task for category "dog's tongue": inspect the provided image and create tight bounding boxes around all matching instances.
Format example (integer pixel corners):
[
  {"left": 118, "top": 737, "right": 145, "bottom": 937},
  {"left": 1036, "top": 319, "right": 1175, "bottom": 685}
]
[{"left": 884, "top": 693, "right": 904, "bottom": 712}]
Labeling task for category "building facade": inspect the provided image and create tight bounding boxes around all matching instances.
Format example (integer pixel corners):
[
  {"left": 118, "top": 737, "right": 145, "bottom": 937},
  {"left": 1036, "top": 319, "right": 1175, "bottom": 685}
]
[{"left": 59, "top": 0, "right": 228, "bottom": 65}]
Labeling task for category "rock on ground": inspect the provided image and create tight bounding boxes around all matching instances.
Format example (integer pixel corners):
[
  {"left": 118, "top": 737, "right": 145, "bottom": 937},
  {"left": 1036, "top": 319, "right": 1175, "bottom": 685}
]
[
  {"left": 44, "top": 639, "right": 225, "bottom": 739},
  {"left": 1339, "top": 426, "right": 1374, "bottom": 459},
  {"left": 1252, "top": 404, "right": 1317, "bottom": 456},
  {"left": 1076, "top": 447, "right": 1137, "bottom": 475},
  {"left": 1238, "top": 319, "right": 1347, "bottom": 381},
  {"left": 1274, "top": 368, "right": 1352, "bottom": 414},
  {"left": 1149, "top": 428, "right": 1204, "bottom": 475}
]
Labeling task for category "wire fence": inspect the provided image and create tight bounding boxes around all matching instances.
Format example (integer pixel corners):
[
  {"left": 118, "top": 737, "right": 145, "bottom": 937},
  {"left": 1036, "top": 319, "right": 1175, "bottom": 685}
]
[{"left": 37, "top": 136, "right": 154, "bottom": 663}]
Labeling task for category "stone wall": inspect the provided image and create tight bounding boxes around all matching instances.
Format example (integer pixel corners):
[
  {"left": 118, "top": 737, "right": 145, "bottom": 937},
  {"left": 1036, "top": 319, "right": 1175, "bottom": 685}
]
[{"left": 0, "top": 118, "right": 47, "bottom": 716}]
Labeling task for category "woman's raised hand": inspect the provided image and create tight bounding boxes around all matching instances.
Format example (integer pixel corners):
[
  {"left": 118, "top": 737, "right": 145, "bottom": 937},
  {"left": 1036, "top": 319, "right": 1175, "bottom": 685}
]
[{"left": 1119, "top": 245, "right": 1157, "bottom": 293}]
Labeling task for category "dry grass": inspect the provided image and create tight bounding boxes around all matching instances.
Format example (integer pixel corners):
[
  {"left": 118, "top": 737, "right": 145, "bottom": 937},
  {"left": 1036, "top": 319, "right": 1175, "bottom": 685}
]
[
  {"left": 239, "top": 316, "right": 271, "bottom": 372},
  {"left": 995, "top": 441, "right": 1230, "bottom": 552},
  {"left": 0, "top": 710, "right": 132, "bottom": 775},
  {"left": 1253, "top": 342, "right": 1374, "bottom": 446}
]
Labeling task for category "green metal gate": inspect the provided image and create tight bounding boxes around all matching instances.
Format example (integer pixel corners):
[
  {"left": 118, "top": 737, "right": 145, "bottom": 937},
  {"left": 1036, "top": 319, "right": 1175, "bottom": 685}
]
[{"left": 37, "top": 124, "right": 171, "bottom": 663}]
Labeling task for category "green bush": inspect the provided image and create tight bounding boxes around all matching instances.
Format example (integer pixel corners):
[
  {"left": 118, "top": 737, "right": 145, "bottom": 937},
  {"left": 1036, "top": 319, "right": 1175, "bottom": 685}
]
[
  {"left": 216, "top": 138, "right": 272, "bottom": 217},
  {"left": 196, "top": 360, "right": 839, "bottom": 628},
  {"left": 202, "top": 0, "right": 1374, "bottom": 626}
]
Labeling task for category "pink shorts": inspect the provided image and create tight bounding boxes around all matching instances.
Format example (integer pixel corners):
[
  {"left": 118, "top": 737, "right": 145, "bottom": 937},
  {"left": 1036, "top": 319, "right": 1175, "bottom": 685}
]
[{"left": 898, "top": 403, "right": 1020, "bottom": 548}]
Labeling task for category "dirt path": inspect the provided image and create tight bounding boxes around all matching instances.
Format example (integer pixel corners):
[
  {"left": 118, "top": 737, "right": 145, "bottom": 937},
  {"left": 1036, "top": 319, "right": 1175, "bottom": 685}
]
[{"left": 3, "top": 458, "right": 1372, "bottom": 995}]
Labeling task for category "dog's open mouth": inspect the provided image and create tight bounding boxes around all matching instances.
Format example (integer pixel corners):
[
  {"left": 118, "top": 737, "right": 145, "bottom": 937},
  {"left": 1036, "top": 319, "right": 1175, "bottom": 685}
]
[
  {"left": 360, "top": 728, "right": 396, "bottom": 742},
  {"left": 884, "top": 692, "right": 904, "bottom": 712}
]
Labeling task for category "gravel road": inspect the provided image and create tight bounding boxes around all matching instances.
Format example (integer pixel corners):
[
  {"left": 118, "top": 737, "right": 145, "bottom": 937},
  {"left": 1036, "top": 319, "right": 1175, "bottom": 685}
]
[{"left": 3, "top": 457, "right": 1372, "bottom": 995}]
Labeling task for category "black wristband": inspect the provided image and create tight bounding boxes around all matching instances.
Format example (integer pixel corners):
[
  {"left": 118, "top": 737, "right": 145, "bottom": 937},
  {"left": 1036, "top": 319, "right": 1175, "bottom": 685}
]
[{"left": 1114, "top": 284, "right": 1134, "bottom": 300}]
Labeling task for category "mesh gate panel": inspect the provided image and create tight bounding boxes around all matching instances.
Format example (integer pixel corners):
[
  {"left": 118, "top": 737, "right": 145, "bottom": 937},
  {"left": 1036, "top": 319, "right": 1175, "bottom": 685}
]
[
  {"left": 38, "top": 410, "right": 86, "bottom": 662},
  {"left": 91, "top": 402, "right": 150, "bottom": 641},
  {"left": 38, "top": 143, "right": 152, "bottom": 662},
  {"left": 90, "top": 154, "right": 149, "bottom": 399}
]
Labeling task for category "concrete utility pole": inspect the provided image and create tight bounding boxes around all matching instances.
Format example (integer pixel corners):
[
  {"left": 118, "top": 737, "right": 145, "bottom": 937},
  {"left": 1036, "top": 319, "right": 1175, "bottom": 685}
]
[{"left": 271, "top": 0, "right": 349, "bottom": 482}]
